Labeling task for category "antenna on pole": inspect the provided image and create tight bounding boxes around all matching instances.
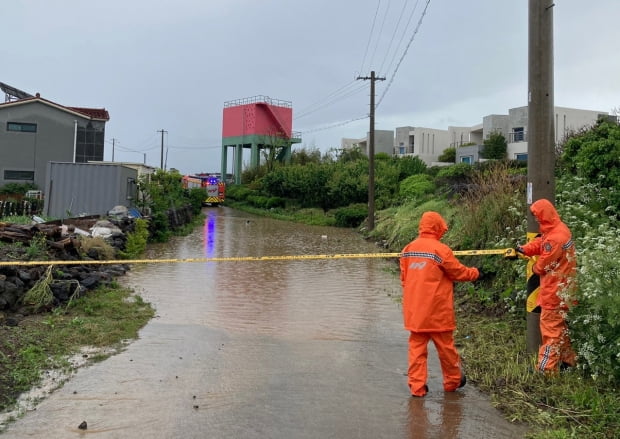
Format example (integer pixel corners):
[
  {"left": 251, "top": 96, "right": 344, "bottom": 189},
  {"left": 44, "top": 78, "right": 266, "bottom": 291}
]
[{"left": 157, "top": 129, "right": 168, "bottom": 169}]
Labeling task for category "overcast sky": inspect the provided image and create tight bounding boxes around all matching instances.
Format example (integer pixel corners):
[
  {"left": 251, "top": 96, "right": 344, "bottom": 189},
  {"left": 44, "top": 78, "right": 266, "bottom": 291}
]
[{"left": 3, "top": 0, "right": 619, "bottom": 174}]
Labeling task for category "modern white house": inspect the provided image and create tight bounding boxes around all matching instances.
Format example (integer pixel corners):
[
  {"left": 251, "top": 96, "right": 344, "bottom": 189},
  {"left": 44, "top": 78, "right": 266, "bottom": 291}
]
[
  {"left": 341, "top": 130, "right": 394, "bottom": 156},
  {"left": 342, "top": 105, "right": 613, "bottom": 165},
  {"left": 393, "top": 126, "right": 452, "bottom": 165}
]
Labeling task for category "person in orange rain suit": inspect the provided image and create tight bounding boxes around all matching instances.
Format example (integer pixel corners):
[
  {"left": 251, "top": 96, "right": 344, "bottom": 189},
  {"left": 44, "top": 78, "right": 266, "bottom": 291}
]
[
  {"left": 400, "top": 211, "right": 481, "bottom": 397},
  {"left": 516, "top": 198, "right": 577, "bottom": 373}
]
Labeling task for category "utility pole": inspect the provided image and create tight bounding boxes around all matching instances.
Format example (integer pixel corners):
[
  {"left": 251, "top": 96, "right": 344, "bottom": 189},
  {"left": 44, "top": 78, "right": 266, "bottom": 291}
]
[
  {"left": 157, "top": 129, "right": 167, "bottom": 170},
  {"left": 526, "top": 0, "right": 555, "bottom": 354},
  {"left": 357, "top": 70, "right": 385, "bottom": 231},
  {"left": 111, "top": 138, "right": 116, "bottom": 162}
]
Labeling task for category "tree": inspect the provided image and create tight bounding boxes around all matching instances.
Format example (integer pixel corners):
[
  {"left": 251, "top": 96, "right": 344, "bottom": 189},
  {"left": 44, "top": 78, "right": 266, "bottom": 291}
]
[
  {"left": 438, "top": 147, "right": 456, "bottom": 163},
  {"left": 481, "top": 132, "right": 507, "bottom": 159}
]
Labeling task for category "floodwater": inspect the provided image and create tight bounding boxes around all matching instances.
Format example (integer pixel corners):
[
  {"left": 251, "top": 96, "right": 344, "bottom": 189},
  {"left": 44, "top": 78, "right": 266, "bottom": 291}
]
[{"left": 2, "top": 207, "right": 528, "bottom": 438}]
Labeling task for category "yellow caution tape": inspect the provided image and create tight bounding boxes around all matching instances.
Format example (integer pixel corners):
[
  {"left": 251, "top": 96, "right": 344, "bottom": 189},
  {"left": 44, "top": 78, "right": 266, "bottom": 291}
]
[{"left": 0, "top": 248, "right": 519, "bottom": 266}]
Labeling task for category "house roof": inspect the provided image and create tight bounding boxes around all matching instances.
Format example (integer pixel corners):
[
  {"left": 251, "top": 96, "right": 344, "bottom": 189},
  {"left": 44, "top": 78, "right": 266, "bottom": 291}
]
[
  {"left": 0, "top": 93, "right": 110, "bottom": 121},
  {"left": 66, "top": 106, "right": 110, "bottom": 120}
]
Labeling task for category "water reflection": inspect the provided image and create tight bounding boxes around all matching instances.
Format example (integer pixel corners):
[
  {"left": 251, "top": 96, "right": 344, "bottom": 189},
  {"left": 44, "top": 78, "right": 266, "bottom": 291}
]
[
  {"left": 408, "top": 393, "right": 464, "bottom": 439},
  {"left": 203, "top": 210, "right": 217, "bottom": 257}
]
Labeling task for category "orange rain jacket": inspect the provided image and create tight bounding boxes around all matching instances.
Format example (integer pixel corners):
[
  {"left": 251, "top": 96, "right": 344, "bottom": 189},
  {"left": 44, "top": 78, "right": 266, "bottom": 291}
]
[
  {"left": 519, "top": 199, "right": 577, "bottom": 310},
  {"left": 400, "top": 212, "right": 480, "bottom": 332}
]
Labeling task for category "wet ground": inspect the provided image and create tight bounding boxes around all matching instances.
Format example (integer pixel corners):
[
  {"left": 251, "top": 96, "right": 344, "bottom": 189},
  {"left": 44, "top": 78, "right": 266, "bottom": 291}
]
[{"left": 2, "top": 207, "right": 529, "bottom": 438}]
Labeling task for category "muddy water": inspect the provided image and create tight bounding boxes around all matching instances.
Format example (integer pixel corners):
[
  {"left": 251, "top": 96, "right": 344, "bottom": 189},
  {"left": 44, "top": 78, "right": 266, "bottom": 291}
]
[{"left": 3, "top": 207, "right": 528, "bottom": 438}]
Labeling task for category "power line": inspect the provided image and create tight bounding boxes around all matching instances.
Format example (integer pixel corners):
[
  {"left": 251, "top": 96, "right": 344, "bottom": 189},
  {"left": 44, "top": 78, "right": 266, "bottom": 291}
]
[
  {"left": 294, "top": 80, "right": 359, "bottom": 119},
  {"left": 294, "top": 82, "right": 368, "bottom": 121},
  {"left": 358, "top": 0, "right": 383, "bottom": 75},
  {"left": 299, "top": 115, "right": 369, "bottom": 135},
  {"left": 377, "top": 0, "right": 432, "bottom": 108},
  {"left": 167, "top": 144, "right": 221, "bottom": 150},
  {"left": 379, "top": 0, "right": 421, "bottom": 75},
  {"left": 368, "top": 0, "right": 391, "bottom": 71},
  {"left": 115, "top": 144, "right": 159, "bottom": 153}
]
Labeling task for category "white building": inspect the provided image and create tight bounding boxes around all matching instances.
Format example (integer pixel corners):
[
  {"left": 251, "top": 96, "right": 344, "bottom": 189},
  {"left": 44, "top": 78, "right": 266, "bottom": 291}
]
[
  {"left": 341, "top": 105, "right": 612, "bottom": 165},
  {"left": 456, "top": 105, "right": 610, "bottom": 163},
  {"left": 393, "top": 126, "right": 453, "bottom": 165},
  {"left": 341, "top": 130, "right": 394, "bottom": 156}
]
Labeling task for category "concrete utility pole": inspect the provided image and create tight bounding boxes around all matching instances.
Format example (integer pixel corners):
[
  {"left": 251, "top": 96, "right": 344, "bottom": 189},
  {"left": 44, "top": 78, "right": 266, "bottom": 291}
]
[
  {"left": 526, "top": 0, "right": 555, "bottom": 354},
  {"left": 111, "top": 138, "right": 116, "bottom": 162},
  {"left": 158, "top": 129, "right": 168, "bottom": 170},
  {"left": 357, "top": 70, "right": 385, "bottom": 231}
]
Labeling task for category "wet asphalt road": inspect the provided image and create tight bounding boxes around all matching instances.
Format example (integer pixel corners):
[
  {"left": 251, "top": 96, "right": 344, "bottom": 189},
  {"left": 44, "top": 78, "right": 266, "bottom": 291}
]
[{"left": 2, "top": 208, "right": 528, "bottom": 438}]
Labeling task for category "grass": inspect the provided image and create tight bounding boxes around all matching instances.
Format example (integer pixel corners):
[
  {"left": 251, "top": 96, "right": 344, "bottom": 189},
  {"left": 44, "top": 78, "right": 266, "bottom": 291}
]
[
  {"left": 224, "top": 200, "right": 337, "bottom": 226},
  {"left": 456, "top": 310, "right": 620, "bottom": 438},
  {"left": 0, "top": 282, "right": 154, "bottom": 414}
]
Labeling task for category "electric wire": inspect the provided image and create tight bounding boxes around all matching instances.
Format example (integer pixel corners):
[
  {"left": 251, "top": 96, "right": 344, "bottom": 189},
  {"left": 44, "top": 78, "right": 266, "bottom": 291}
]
[
  {"left": 295, "top": 80, "right": 360, "bottom": 120},
  {"left": 115, "top": 144, "right": 159, "bottom": 153},
  {"left": 358, "top": 0, "right": 383, "bottom": 76},
  {"left": 368, "top": 0, "right": 392, "bottom": 72},
  {"left": 295, "top": 82, "right": 368, "bottom": 121},
  {"left": 379, "top": 0, "right": 420, "bottom": 76},
  {"left": 299, "top": 115, "right": 369, "bottom": 135},
  {"left": 377, "top": 0, "right": 432, "bottom": 108}
]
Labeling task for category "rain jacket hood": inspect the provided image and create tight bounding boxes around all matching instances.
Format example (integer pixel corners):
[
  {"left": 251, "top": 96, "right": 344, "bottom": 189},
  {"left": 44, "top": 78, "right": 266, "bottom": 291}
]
[
  {"left": 530, "top": 199, "right": 561, "bottom": 234},
  {"left": 418, "top": 211, "right": 448, "bottom": 240},
  {"left": 520, "top": 198, "right": 577, "bottom": 310}
]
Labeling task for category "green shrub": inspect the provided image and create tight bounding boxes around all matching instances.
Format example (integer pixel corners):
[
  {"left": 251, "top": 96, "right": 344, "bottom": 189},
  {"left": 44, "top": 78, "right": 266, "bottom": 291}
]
[
  {"left": 247, "top": 195, "right": 271, "bottom": 209},
  {"left": 371, "top": 198, "right": 452, "bottom": 250},
  {"left": 222, "top": 184, "right": 255, "bottom": 201},
  {"left": 399, "top": 174, "right": 435, "bottom": 200},
  {"left": 480, "top": 132, "right": 507, "bottom": 159},
  {"left": 118, "top": 218, "right": 149, "bottom": 259},
  {"left": 561, "top": 119, "right": 620, "bottom": 213},
  {"left": 436, "top": 162, "right": 474, "bottom": 180},
  {"left": 265, "top": 197, "right": 286, "bottom": 209},
  {"left": 334, "top": 204, "right": 368, "bottom": 228},
  {"left": 186, "top": 188, "right": 207, "bottom": 213},
  {"left": 438, "top": 147, "right": 456, "bottom": 163},
  {"left": 0, "top": 182, "right": 37, "bottom": 195},
  {"left": 397, "top": 156, "right": 427, "bottom": 180}
]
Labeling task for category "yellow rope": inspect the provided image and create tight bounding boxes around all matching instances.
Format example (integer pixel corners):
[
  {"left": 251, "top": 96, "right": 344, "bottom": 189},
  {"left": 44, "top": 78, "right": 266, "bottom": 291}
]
[{"left": 0, "top": 248, "right": 516, "bottom": 267}]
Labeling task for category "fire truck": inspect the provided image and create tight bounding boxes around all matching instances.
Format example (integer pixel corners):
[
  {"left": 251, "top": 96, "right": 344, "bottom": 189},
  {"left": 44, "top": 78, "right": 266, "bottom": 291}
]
[{"left": 182, "top": 174, "right": 226, "bottom": 206}]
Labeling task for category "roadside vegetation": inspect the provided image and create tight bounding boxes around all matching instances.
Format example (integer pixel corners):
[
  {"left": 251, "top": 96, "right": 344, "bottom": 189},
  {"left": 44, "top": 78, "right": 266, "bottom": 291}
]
[
  {"left": 0, "top": 282, "right": 154, "bottom": 418},
  {"left": 225, "top": 118, "right": 620, "bottom": 438}
]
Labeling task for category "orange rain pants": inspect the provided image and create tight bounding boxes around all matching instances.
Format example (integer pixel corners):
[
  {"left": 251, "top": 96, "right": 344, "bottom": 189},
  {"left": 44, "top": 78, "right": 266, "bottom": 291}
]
[
  {"left": 408, "top": 331, "right": 462, "bottom": 396},
  {"left": 537, "top": 308, "right": 577, "bottom": 372}
]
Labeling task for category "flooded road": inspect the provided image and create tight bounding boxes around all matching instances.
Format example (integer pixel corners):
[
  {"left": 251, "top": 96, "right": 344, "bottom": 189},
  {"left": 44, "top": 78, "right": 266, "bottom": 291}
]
[{"left": 3, "top": 207, "right": 528, "bottom": 438}]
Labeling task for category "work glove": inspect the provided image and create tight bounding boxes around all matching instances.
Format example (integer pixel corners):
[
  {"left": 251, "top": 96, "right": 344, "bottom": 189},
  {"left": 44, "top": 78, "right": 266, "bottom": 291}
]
[
  {"left": 516, "top": 246, "right": 526, "bottom": 255},
  {"left": 475, "top": 267, "right": 487, "bottom": 281}
]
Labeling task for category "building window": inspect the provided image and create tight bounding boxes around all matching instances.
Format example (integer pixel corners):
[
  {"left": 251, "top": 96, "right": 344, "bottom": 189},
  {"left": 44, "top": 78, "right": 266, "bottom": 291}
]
[
  {"left": 126, "top": 177, "right": 137, "bottom": 201},
  {"left": 75, "top": 123, "right": 105, "bottom": 163},
  {"left": 4, "top": 170, "right": 35, "bottom": 180},
  {"left": 399, "top": 146, "right": 405, "bottom": 154},
  {"left": 513, "top": 127, "right": 524, "bottom": 142},
  {"left": 7, "top": 122, "right": 37, "bottom": 133},
  {"left": 461, "top": 156, "right": 473, "bottom": 164},
  {"left": 515, "top": 153, "right": 528, "bottom": 161}
]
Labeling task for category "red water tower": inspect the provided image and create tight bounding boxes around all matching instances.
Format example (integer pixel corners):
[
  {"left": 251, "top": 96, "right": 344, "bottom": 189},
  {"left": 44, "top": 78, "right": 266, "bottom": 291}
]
[{"left": 221, "top": 96, "right": 301, "bottom": 184}]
